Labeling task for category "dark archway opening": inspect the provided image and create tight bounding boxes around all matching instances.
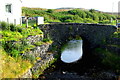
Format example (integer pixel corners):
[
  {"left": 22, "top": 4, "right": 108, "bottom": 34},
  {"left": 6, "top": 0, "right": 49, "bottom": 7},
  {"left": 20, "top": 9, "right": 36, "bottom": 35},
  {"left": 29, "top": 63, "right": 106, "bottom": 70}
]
[{"left": 43, "top": 36, "right": 101, "bottom": 76}]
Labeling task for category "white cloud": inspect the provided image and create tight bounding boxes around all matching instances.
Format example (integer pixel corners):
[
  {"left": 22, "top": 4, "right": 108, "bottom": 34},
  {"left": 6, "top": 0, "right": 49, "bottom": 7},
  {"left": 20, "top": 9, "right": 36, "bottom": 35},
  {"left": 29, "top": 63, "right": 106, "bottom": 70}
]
[{"left": 22, "top": 0, "right": 119, "bottom": 12}]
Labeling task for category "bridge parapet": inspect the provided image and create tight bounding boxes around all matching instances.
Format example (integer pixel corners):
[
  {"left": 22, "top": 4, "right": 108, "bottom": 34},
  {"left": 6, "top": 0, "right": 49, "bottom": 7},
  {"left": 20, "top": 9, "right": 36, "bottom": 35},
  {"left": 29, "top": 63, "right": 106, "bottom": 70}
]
[{"left": 39, "top": 23, "right": 116, "bottom": 49}]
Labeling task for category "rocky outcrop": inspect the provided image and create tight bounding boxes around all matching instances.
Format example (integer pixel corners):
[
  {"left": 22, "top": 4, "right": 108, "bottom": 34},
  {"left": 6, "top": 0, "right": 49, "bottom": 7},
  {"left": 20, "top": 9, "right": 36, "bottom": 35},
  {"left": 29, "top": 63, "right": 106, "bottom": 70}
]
[{"left": 26, "top": 35, "right": 43, "bottom": 45}]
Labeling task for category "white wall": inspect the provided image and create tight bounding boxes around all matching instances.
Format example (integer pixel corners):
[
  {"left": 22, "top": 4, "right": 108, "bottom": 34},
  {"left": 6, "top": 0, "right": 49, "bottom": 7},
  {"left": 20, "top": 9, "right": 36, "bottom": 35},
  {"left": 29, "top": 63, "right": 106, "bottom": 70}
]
[
  {"left": 0, "top": 0, "right": 22, "bottom": 25},
  {"left": 37, "top": 17, "right": 44, "bottom": 25}
]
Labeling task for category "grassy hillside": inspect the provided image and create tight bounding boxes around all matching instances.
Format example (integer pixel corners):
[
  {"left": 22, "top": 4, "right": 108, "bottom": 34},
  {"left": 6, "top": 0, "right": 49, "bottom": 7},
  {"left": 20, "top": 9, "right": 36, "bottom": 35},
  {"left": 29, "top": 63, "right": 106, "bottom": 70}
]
[{"left": 22, "top": 7, "right": 117, "bottom": 25}]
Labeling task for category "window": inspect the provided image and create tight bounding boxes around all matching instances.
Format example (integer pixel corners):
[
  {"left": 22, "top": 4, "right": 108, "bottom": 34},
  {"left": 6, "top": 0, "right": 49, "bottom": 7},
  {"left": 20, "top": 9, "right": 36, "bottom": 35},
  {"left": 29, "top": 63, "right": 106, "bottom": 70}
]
[{"left": 5, "top": 4, "right": 12, "bottom": 13}]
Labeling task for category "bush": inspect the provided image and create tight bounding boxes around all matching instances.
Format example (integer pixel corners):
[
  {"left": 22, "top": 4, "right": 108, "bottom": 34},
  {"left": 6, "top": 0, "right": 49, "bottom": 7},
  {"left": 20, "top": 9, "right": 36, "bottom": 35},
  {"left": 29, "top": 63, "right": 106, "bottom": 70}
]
[
  {"left": 60, "top": 15, "right": 74, "bottom": 22},
  {"left": 99, "top": 20, "right": 110, "bottom": 24},
  {"left": 64, "top": 19, "right": 73, "bottom": 22},
  {"left": 46, "top": 9, "right": 54, "bottom": 13},
  {"left": 9, "top": 24, "right": 17, "bottom": 31},
  {"left": 43, "top": 38, "right": 53, "bottom": 44},
  {"left": 68, "top": 9, "right": 86, "bottom": 18},
  {"left": 10, "top": 49, "right": 20, "bottom": 58},
  {"left": 0, "top": 21, "right": 10, "bottom": 30},
  {"left": 83, "top": 18, "right": 97, "bottom": 23},
  {"left": 17, "top": 27, "right": 22, "bottom": 32}
]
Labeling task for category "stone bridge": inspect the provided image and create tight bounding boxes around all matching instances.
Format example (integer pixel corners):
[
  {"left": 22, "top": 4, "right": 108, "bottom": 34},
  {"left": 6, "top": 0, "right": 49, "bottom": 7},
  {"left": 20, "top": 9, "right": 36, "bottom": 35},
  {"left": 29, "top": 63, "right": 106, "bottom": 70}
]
[{"left": 39, "top": 23, "right": 116, "bottom": 49}]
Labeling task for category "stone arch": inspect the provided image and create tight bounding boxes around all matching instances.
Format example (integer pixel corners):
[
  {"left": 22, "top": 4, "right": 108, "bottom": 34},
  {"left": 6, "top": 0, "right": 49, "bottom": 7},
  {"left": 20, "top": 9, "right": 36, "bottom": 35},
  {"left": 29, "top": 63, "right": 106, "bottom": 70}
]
[{"left": 38, "top": 23, "right": 116, "bottom": 64}]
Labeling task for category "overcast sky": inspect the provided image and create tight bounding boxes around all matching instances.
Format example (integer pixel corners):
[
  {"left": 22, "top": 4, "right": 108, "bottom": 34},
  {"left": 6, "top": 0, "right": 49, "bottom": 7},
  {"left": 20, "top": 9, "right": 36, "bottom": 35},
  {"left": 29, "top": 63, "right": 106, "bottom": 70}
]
[{"left": 22, "top": 0, "right": 119, "bottom": 12}]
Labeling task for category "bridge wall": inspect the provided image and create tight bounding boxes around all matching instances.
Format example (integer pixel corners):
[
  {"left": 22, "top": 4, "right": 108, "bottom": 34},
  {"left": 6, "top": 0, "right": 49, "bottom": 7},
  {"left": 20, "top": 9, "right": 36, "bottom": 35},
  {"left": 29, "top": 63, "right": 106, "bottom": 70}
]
[{"left": 39, "top": 23, "right": 116, "bottom": 49}]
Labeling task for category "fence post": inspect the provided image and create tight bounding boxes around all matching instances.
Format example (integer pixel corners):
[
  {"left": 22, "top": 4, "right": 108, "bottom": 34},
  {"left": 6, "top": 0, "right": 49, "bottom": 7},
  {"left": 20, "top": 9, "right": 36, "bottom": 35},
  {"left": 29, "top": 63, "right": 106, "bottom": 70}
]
[
  {"left": 20, "top": 17, "right": 22, "bottom": 26},
  {"left": 14, "top": 19, "right": 16, "bottom": 25},
  {"left": 7, "top": 18, "right": 9, "bottom": 24},
  {"left": 116, "top": 19, "right": 118, "bottom": 26},
  {"left": 26, "top": 17, "right": 28, "bottom": 28}
]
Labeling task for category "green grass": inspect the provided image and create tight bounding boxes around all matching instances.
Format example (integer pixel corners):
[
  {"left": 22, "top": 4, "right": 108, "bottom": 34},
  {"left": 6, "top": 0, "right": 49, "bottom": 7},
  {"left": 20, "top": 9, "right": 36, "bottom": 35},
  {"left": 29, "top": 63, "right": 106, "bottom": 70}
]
[
  {"left": 0, "top": 30, "right": 23, "bottom": 41},
  {"left": 21, "top": 27, "right": 43, "bottom": 38},
  {"left": 42, "top": 38, "right": 53, "bottom": 44},
  {"left": 0, "top": 21, "right": 56, "bottom": 78},
  {"left": 95, "top": 48, "right": 120, "bottom": 71},
  {"left": 34, "top": 41, "right": 44, "bottom": 46},
  {"left": 0, "top": 22, "right": 45, "bottom": 78},
  {"left": 0, "top": 48, "right": 32, "bottom": 78},
  {"left": 111, "top": 29, "right": 120, "bottom": 38},
  {"left": 107, "top": 44, "right": 120, "bottom": 48}
]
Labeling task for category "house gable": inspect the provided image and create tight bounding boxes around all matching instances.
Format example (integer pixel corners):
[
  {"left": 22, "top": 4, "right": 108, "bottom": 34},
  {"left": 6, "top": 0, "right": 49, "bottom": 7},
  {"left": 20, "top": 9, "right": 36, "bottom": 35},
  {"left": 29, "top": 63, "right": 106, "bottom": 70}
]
[{"left": 0, "top": 0, "right": 22, "bottom": 24}]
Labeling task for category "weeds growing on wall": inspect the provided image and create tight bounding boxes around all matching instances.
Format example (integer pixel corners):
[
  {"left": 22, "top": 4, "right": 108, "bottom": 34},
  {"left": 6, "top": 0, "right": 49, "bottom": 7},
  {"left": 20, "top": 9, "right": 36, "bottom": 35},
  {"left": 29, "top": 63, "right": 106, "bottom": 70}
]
[{"left": 94, "top": 48, "right": 120, "bottom": 74}]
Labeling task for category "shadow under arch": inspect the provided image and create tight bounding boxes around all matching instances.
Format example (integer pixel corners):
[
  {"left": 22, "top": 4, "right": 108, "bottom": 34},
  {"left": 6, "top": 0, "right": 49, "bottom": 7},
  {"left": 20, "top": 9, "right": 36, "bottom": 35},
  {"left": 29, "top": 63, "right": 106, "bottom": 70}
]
[{"left": 47, "top": 36, "right": 98, "bottom": 75}]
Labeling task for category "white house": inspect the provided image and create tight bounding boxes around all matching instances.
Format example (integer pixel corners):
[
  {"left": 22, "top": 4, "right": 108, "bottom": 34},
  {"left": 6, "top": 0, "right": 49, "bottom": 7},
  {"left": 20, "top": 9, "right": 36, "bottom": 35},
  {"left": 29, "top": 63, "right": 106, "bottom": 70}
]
[{"left": 0, "top": 0, "right": 22, "bottom": 25}]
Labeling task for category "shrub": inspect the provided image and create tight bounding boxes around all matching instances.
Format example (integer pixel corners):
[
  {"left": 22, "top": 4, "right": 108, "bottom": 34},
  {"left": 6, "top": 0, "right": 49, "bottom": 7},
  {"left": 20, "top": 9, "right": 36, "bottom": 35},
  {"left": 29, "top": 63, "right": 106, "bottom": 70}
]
[
  {"left": 46, "top": 9, "right": 54, "bottom": 13},
  {"left": 89, "top": 9, "right": 96, "bottom": 13},
  {"left": 64, "top": 19, "right": 73, "bottom": 22},
  {"left": 0, "top": 21, "right": 10, "bottom": 30},
  {"left": 16, "top": 27, "right": 22, "bottom": 32},
  {"left": 43, "top": 38, "right": 53, "bottom": 44},
  {"left": 60, "top": 15, "right": 74, "bottom": 22},
  {"left": 99, "top": 20, "right": 110, "bottom": 24},
  {"left": 10, "top": 49, "right": 20, "bottom": 58},
  {"left": 83, "top": 18, "right": 97, "bottom": 23},
  {"left": 9, "top": 24, "right": 17, "bottom": 31}
]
